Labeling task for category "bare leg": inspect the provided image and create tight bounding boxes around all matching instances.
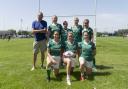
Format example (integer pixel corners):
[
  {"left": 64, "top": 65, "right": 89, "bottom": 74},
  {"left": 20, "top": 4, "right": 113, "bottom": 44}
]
[
  {"left": 41, "top": 51, "right": 45, "bottom": 67},
  {"left": 31, "top": 53, "right": 37, "bottom": 71},
  {"left": 80, "top": 64, "right": 85, "bottom": 81}
]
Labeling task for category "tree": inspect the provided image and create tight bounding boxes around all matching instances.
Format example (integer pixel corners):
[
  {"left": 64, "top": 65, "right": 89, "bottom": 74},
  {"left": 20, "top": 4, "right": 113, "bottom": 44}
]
[{"left": 8, "top": 29, "right": 16, "bottom": 35}]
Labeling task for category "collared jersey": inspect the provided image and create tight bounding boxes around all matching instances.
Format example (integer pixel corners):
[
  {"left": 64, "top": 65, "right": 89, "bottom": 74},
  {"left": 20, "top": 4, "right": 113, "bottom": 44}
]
[
  {"left": 79, "top": 41, "right": 95, "bottom": 61},
  {"left": 71, "top": 25, "right": 83, "bottom": 42},
  {"left": 48, "top": 23, "right": 62, "bottom": 39},
  {"left": 63, "top": 41, "right": 78, "bottom": 53},
  {"left": 47, "top": 39, "right": 62, "bottom": 56},
  {"left": 61, "top": 28, "right": 72, "bottom": 44}
]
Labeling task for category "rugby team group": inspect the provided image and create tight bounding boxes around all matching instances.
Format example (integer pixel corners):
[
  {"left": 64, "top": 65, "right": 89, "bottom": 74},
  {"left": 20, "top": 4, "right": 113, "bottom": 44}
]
[{"left": 31, "top": 11, "right": 96, "bottom": 85}]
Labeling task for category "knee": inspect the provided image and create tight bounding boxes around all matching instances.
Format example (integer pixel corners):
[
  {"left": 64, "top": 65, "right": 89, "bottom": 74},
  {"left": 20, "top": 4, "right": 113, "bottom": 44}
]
[
  {"left": 67, "top": 60, "right": 71, "bottom": 65},
  {"left": 80, "top": 63, "right": 84, "bottom": 69}
]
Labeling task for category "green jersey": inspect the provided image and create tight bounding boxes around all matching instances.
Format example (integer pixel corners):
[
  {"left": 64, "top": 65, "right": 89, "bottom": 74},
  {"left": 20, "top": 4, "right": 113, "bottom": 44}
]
[
  {"left": 82, "top": 27, "right": 93, "bottom": 41},
  {"left": 47, "top": 39, "right": 62, "bottom": 56},
  {"left": 48, "top": 23, "right": 62, "bottom": 39},
  {"left": 79, "top": 41, "right": 95, "bottom": 61},
  {"left": 61, "top": 28, "right": 72, "bottom": 44},
  {"left": 71, "top": 25, "right": 83, "bottom": 42},
  {"left": 63, "top": 41, "right": 78, "bottom": 53}
]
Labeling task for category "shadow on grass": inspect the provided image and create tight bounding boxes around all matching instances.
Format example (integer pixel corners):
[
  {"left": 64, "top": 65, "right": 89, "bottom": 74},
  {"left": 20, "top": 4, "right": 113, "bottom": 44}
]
[
  {"left": 93, "top": 71, "right": 111, "bottom": 76},
  {"left": 71, "top": 70, "right": 81, "bottom": 81},
  {"left": 96, "top": 65, "right": 113, "bottom": 70},
  {"left": 86, "top": 71, "right": 112, "bottom": 81}
]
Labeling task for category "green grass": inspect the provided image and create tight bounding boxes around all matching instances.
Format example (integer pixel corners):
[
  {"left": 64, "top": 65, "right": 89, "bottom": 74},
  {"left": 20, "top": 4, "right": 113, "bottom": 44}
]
[{"left": 0, "top": 37, "right": 128, "bottom": 89}]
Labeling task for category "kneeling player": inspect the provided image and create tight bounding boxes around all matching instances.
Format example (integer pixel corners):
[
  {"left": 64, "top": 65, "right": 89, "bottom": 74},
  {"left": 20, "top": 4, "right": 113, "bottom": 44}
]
[
  {"left": 63, "top": 32, "right": 79, "bottom": 85},
  {"left": 79, "top": 31, "right": 96, "bottom": 81},
  {"left": 46, "top": 31, "right": 62, "bottom": 82}
]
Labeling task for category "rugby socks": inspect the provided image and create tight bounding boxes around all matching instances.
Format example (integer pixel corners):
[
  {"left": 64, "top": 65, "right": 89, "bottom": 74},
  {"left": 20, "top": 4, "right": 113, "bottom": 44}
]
[
  {"left": 46, "top": 67, "right": 51, "bottom": 80},
  {"left": 81, "top": 71, "right": 85, "bottom": 77},
  {"left": 67, "top": 74, "right": 70, "bottom": 80}
]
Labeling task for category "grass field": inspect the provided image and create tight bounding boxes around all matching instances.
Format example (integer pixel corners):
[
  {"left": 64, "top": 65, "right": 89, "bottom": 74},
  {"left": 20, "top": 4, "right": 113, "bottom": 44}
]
[{"left": 0, "top": 37, "right": 128, "bottom": 89}]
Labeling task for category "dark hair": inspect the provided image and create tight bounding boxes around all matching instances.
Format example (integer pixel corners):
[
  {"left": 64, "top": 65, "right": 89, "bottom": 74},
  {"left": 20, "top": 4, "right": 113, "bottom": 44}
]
[
  {"left": 83, "top": 30, "right": 88, "bottom": 34},
  {"left": 63, "top": 21, "right": 68, "bottom": 25}
]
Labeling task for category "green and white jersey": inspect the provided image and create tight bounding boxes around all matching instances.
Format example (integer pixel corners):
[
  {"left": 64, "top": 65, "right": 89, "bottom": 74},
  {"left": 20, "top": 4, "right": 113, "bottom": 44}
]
[
  {"left": 48, "top": 23, "right": 63, "bottom": 39},
  {"left": 71, "top": 25, "right": 83, "bottom": 42},
  {"left": 82, "top": 27, "right": 93, "bottom": 41},
  {"left": 79, "top": 41, "right": 95, "bottom": 61},
  {"left": 64, "top": 41, "right": 78, "bottom": 53},
  {"left": 47, "top": 39, "right": 62, "bottom": 56},
  {"left": 61, "top": 28, "right": 72, "bottom": 44}
]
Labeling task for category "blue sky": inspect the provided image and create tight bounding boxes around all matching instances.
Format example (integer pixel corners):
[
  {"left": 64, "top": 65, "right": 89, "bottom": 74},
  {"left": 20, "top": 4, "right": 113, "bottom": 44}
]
[{"left": 0, "top": 0, "right": 128, "bottom": 32}]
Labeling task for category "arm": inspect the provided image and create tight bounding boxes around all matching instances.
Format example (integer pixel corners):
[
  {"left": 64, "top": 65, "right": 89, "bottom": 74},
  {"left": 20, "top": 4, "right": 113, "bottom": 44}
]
[
  {"left": 92, "top": 43, "right": 96, "bottom": 56},
  {"left": 77, "top": 42, "right": 81, "bottom": 58},
  {"left": 47, "top": 48, "right": 57, "bottom": 64},
  {"left": 32, "top": 28, "right": 47, "bottom": 34},
  {"left": 47, "top": 26, "right": 51, "bottom": 39},
  {"left": 91, "top": 28, "right": 94, "bottom": 42},
  {"left": 77, "top": 48, "right": 80, "bottom": 58},
  {"left": 32, "top": 21, "right": 47, "bottom": 34}
]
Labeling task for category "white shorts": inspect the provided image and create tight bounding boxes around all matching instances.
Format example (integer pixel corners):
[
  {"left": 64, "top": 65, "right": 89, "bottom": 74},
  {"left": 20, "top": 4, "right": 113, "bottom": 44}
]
[
  {"left": 63, "top": 57, "right": 76, "bottom": 67},
  {"left": 79, "top": 57, "right": 93, "bottom": 68},
  {"left": 51, "top": 56, "right": 61, "bottom": 69},
  {"left": 33, "top": 40, "right": 47, "bottom": 54}
]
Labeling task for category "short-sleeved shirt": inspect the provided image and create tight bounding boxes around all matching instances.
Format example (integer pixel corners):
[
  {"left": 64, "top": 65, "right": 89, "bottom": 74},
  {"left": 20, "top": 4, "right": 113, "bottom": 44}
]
[
  {"left": 82, "top": 27, "right": 93, "bottom": 41},
  {"left": 71, "top": 25, "right": 83, "bottom": 42},
  {"left": 61, "top": 28, "right": 72, "bottom": 44},
  {"left": 47, "top": 39, "right": 62, "bottom": 56},
  {"left": 32, "top": 20, "right": 47, "bottom": 41},
  {"left": 48, "top": 23, "right": 62, "bottom": 39},
  {"left": 79, "top": 41, "right": 96, "bottom": 61},
  {"left": 63, "top": 41, "right": 78, "bottom": 53}
]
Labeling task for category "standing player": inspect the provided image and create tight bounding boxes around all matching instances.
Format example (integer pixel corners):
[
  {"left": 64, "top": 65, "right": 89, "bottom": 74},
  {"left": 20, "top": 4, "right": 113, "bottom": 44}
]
[
  {"left": 46, "top": 31, "right": 62, "bottom": 82},
  {"left": 71, "top": 17, "right": 83, "bottom": 43},
  {"left": 79, "top": 31, "right": 96, "bottom": 81},
  {"left": 82, "top": 19, "right": 97, "bottom": 71},
  {"left": 31, "top": 11, "right": 47, "bottom": 71},
  {"left": 61, "top": 21, "right": 72, "bottom": 44},
  {"left": 48, "top": 15, "right": 63, "bottom": 39},
  {"left": 63, "top": 32, "right": 79, "bottom": 85},
  {"left": 82, "top": 19, "right": 93, "bottom": 41}
]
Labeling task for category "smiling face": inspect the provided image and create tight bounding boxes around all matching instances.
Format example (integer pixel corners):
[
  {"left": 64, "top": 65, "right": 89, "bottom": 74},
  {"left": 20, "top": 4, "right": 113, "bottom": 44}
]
[
  {"left": 67, "top": 32, "right": 73, "bottom": 42},
  {"left": 53, "top": 31, "right": 59, "bottom": 39},
  {"left": 83, "top": 31, "right": 89, "bottom": 41},
  {"left": 83, "top": 19, "right": 89, "bottom": 28},
  {"left": 74, "top": 17, "right": 79, "bottom": 25},
  {"left": 52, "top": 15, "right": 58, "bottom": 23},
  {"left": 63, "top": 21, "right": 68, "bottom": 29}
]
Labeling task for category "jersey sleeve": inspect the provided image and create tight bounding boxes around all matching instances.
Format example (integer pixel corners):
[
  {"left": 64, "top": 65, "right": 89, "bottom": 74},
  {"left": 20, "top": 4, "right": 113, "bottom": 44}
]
[
  {"left": 44, "top": 21, "right": 47, "bottom": 28},
  {"left": 62, "top": 41, "right": 66, "bottom": 51},
  {"left": 47, "top": 41, "right": 51, "bottom": 48},
  {"left": 79, "top": 25, "right": 83, "bottom": 35},
  {"left": 59, "top": 24, "right": 63, "bottom": 35},
  {"left": 90, "top": 28, "right": 94, "bottom": 35},
  {"left": 32, "top": 21, "right": 36, "bottom": 29},
  {"left": 78, "top": 42, "right": 82, "bottom": 49},
  {"left": 48, "top": 25, "right": 51, "bottom": 32},
  {"left": 91, "top": 42, "right": 96, "bottom": 50}
]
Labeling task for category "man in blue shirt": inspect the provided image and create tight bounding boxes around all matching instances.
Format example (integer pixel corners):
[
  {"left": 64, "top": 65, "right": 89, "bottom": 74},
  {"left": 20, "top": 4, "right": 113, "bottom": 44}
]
[{"left": 31, "top": 11, "right": 47, "bottom": 71}]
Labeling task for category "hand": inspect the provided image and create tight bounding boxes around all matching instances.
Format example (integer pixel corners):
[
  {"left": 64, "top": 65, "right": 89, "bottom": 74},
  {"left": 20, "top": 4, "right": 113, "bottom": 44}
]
[
  {"left": 52, "top": 60, "right": 58, "bottom": 64},
  {"left": 40, "top": 29, "right": 47, "bottom": 33}
]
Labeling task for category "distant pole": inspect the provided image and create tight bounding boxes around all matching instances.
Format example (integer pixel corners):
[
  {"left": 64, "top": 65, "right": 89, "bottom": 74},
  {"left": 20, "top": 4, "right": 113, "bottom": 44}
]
[
  {"left": 38, "top": 0, "right": 40, "bottom": 12},
  {"left": 20, "top": 18, "right": 23, "bottom": 35},
  {"left": 94, "top": 0, "right": 97, "bottom": 45}
]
